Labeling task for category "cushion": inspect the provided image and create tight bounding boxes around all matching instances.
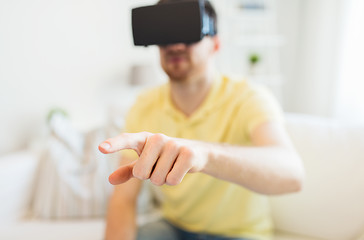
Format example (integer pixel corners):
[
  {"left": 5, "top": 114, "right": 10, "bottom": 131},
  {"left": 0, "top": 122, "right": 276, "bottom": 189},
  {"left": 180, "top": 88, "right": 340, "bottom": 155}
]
[
  {"left": 0, "top": 151, "right": 39, "bottom": 223},
  {"left": 31, "top": 112, "right": 118, "bottom": 219},
  {"left": 30, "top": 109, "right": 160, "bottom": 221},
  {"left": 270, "top": 113, "right": 364, "bottom": 240}
]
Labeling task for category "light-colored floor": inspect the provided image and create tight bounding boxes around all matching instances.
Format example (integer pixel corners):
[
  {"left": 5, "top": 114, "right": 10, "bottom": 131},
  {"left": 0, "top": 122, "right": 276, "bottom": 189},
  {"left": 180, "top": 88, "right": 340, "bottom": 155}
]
[{"left": 0, "top": 219, "right": 325, "bottom": 240}]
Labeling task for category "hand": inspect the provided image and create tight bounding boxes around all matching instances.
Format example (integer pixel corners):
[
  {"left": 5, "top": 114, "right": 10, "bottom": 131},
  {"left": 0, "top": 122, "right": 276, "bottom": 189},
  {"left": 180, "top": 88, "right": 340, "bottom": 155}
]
[{"left": 98, "top": 132, "right": 208, "bottom": 186}]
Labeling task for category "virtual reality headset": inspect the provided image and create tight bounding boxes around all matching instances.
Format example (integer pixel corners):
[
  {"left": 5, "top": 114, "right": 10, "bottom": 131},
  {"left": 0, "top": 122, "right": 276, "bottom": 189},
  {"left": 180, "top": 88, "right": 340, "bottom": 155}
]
[{"left": 131, "top": 0, "right": 216, "bottom": 46}]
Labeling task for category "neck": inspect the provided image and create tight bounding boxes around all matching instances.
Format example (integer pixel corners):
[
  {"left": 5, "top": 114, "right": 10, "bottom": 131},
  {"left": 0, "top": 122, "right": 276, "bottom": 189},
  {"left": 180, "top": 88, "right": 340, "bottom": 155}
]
[{"left": 169, "top": 70, "right": 214, "bottom": 117}]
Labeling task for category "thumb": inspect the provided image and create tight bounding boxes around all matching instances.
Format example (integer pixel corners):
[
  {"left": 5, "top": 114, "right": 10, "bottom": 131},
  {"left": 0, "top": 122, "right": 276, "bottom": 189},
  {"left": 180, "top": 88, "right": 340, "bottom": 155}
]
[{"left": 108, "top": 161, "right": 136, "bottom": 185}]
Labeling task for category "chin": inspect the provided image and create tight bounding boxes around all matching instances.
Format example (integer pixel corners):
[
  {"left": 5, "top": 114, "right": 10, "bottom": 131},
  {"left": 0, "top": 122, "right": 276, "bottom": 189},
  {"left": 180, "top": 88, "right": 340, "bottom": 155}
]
[
  {"left": 168, "top": 74, "right": 188, "bottom": 82},
  {"left": 164, "top": 67, "right": 191, "bottom": 81}
]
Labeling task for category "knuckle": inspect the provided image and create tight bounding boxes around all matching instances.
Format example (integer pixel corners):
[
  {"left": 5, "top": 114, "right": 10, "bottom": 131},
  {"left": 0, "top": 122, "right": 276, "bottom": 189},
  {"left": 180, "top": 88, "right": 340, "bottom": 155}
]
[
  {"left": 179, "top": 147, "right": 194, "bottom": 165},
  {"left": 166, "top": 174, "right": 181, "bottom": 186},
  {"left": 180, "top": 146, "right": 193, "bottom": 157},
  {"left": 138, "top": 131, "right": 149, "bottom": 140},
  {"left": 148, "top": 133, "right": 167, "bottom": 146},
  {"left": 150, "top": 175, "right": 165, "bottom": 186},
  {"left": 138, "top": 131, "right": 149, "bottom": 141},
  {"left": 153, "top": 133, "right": 166, "bottom": 141},
  {"left": 164, "top": 140, "right": 178, "bottom": 152},
  {"left": 132, "top": 166, "right": 149, "bottom": 180}
]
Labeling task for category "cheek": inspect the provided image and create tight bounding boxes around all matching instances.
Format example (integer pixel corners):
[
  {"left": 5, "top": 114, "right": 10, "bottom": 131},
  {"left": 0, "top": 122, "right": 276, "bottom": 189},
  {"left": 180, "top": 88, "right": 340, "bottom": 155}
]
[
  {"left": 190, "top": 48, "right": 210, "bottom": 65},
  {"left": 159, "top": 50, "right": 167, "bottom": 66}
]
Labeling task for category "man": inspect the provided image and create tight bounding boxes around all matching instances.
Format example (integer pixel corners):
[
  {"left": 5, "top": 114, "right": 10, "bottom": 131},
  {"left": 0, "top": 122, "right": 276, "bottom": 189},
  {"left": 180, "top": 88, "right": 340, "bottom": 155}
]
[{"left": 99, "top": 0, "right": 305, "bottom": 239}]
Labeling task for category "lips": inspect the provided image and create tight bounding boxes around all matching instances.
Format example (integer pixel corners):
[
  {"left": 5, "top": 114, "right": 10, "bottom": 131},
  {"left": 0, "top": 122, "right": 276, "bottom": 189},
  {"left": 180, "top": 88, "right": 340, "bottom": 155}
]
[
  {"left": 168, "top": 55, "right": 186, "bottom": 63},
  {"left": 170, "top": 57, "right": 184, "bottom": 63}
]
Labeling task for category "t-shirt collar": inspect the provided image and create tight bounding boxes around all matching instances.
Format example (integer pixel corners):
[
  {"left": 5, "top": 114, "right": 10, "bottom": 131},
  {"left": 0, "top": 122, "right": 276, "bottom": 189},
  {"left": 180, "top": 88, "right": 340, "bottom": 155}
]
[{"left": 162, "top": 74, "right": 224, "bottom": 124}]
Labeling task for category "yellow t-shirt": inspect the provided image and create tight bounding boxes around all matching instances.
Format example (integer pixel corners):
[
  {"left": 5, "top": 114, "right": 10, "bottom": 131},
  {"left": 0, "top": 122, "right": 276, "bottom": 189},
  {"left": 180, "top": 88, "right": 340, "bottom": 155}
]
[{"left": 124, "top": 75, "right": 283, "bottom": 239}]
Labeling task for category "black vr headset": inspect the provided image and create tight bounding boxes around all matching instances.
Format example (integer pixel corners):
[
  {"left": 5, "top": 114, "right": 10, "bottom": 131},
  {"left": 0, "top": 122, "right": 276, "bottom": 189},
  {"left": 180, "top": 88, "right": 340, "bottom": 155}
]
[{"left": 131, "top": 0, "right": 216, "bottom": 46}]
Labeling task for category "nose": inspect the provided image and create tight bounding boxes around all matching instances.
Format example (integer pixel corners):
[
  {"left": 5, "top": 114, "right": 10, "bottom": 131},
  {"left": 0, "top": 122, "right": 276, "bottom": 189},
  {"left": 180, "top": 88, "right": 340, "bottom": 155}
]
[{"left": 163, "top": 43, "right": 187, "bottom": 51}]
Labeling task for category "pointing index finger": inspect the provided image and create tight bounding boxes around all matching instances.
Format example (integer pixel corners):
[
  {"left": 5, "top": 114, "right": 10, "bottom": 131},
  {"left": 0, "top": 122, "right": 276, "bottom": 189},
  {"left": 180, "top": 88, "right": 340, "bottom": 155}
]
[{"left": 98, "top": 132, "right": 152, "bottom": 155}]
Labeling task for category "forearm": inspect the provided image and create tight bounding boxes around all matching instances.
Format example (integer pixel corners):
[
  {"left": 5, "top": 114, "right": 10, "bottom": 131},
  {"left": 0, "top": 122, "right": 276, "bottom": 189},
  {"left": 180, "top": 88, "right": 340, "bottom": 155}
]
[
  {"left": 104, "top": 192, "right": 138, "bottom": 240},
  {"left": 202, "top": 143, "right": 305, "bottom": 195},
  {"left": 99, "top": 124, "right": 305, "bottom": 194}
]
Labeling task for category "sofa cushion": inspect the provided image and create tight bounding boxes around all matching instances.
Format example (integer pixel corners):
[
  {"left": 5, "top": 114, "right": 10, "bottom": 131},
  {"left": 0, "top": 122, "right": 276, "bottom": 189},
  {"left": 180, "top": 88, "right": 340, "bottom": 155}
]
[
  {"left": 31, "top": 112, "right": 119, "bottom": 219},
  {"left": 0, "top": 151, "right": 39, "bottom": 223},
  {"left": 270, "top": 113, "right": 364, "bottom": 240}
]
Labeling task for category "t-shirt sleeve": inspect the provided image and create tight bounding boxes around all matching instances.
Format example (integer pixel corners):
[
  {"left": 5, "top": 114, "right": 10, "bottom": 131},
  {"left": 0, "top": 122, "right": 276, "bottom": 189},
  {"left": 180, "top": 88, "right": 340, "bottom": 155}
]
[{"left": 239, "top": 84, "right": 284, "bottom": 137}]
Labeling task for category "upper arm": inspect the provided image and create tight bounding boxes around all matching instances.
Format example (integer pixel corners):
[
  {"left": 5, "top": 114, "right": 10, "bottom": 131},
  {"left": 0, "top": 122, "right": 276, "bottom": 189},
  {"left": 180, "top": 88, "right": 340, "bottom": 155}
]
[{"left": 250, "top": 121, "right": 293, "bottom": 148}]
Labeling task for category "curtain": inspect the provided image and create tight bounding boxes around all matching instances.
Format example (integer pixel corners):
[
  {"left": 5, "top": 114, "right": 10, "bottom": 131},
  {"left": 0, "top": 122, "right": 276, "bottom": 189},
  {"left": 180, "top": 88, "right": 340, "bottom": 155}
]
[{"left": 334, "top": 0, "right": 364, "bottom": 124}]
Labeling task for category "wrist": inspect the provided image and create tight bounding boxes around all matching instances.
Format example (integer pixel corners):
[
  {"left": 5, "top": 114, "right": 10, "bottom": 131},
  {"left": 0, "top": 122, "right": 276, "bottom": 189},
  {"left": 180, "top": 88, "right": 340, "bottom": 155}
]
[{"left": 198, "top": 141, "right": 219, "bottom": 174}]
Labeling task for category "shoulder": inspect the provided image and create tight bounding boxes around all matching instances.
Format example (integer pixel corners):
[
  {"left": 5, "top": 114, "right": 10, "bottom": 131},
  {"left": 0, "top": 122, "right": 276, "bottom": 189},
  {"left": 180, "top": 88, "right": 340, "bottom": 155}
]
[
  {"left": 221, "top": 74, "right": 284, "bottom": 129},
  {"left": 219, "top": 75, "right": 276, "bottom": 105}
]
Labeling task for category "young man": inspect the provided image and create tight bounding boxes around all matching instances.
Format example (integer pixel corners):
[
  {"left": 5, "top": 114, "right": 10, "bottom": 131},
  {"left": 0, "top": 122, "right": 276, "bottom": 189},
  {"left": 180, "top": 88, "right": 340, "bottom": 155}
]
[{"left": 99, "top": 1, "right": 305, "bottom": 239}]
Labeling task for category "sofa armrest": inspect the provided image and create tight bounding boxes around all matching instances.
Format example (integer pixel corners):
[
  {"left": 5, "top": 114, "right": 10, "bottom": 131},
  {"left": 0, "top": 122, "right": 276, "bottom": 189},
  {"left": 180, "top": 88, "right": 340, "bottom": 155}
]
[
  {"left": 0, "top": 150, "right": 40, "bottom": 223},
  {"left": 270, "top": 113, "right": 364, "bottom": 240}
]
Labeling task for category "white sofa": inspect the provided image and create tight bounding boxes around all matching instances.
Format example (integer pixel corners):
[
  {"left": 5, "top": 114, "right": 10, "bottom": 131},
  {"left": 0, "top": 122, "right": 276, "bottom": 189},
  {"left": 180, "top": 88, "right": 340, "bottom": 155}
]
[{"left": 1, "top": 113, "right": 364, "bottom": 240}]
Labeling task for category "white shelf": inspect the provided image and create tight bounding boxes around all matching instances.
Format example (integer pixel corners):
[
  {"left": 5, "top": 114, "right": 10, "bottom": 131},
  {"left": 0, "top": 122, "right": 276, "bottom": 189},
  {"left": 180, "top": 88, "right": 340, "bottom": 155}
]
[
  {"left": 231, "top": 34, "right": 285, "bottom": 47},
  {"left": 213, "top": 0, "right": 284, "bottom": 104}
]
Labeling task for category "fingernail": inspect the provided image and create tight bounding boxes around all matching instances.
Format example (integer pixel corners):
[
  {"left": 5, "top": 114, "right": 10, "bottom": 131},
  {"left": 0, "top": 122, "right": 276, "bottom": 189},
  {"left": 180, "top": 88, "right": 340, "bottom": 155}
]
[{"left": 100, "top": 142, "right": 111, "bottom": 150}]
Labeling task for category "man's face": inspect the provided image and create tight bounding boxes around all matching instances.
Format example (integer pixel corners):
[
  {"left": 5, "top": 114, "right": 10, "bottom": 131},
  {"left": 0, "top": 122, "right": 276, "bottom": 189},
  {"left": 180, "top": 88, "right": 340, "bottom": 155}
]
[{"left": 158, "top": 37, "right": 218, "bottom": 81}]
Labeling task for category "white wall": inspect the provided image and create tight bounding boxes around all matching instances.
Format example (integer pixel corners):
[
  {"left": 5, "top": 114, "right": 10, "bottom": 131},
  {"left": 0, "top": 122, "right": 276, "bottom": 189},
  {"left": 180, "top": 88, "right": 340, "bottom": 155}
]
[
  {"left": 275, "top": 0, "right": 301, "bottom": 111},
  {"left": 0, "top": 0, "right": 347, "bottom": 155},
  {"left": 277, "top": 0, "right": 343, "bottom": 117},
  {"left": 334, "top": 0, "right": 364, "bottom": 124},
  {"left": 0, "top": 0, "right": 162, "bottom": 155}
]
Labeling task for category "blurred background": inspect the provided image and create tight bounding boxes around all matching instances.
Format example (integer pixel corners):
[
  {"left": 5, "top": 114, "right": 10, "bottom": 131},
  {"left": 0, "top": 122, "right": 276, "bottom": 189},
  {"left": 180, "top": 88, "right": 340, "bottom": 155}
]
[
  {"left": 0, "top": 0, "right": 363, "bottom": 155},
  {"left": 1, "top": 1, "right": 364, "bottom": 239}
]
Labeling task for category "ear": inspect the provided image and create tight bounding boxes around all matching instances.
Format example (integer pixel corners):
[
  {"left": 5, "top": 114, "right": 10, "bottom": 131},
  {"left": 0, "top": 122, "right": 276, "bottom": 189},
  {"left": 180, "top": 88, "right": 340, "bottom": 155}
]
[{"left": 212, "top": 35, "right": 221, "bottom": 53}]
